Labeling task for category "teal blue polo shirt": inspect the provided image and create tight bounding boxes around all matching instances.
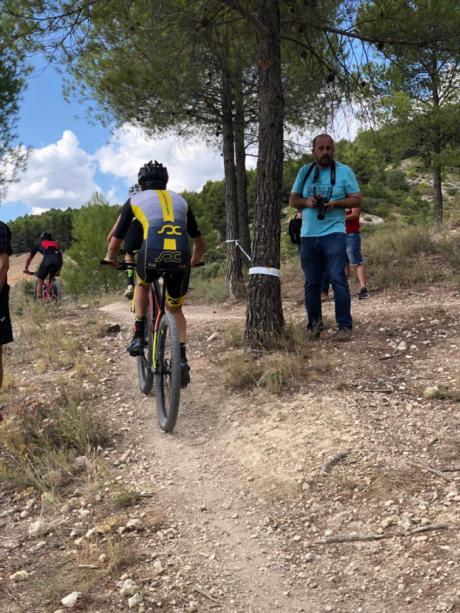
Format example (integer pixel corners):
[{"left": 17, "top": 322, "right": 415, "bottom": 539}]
[{"left": 291, "top": 161, "right": 360, "bottom": 237}]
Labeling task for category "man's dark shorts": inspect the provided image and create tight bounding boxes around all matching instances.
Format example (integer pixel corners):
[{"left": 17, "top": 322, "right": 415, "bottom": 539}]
[
  {"left": 123, "top": 220, "right": 143, "bottom": 255},
  {"left": 0, "top": 284, "right": 13, "bottom": 345},
  {"left": 37, "top": 254, "right": 62, "bottom": 280}
]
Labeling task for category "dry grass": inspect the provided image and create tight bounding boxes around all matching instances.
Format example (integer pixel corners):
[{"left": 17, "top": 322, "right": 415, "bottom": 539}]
[
  {"left": 76, "top": 535, "right": 138, "bottom": 574},
  {"left": 0, "top": 400, "right": 110, "bottom": 493},
  {"left": 1, "top": 296, "right": 111, "bottom": 494},
  {"left": 222, "top": 323, "right": 245, "bottom": 349},
  {"left": 29, "top": 564, "right": 96, "bottom": 607},
  {"left": 364, "top": 225, "right": 460, "bottom": 289},
  {"left": 112, "top": 487, "right": 142, "bottom": 509},
  {"left": 361, "top": 464, "right": 432, "bottom": 498},
  {"left": 225, "top": 321, "right": 333, "bottom": 394}
]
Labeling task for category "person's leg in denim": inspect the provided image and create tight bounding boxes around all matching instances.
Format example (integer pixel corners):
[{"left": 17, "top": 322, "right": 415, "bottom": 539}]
[
  {"left": 320, "top": 269, "right": 330, "bottom": 294},
  {"left": 300, "top": 237, "right": 324, "bottom": 331},
  {"left": 323, "top": 233, "right": 352, "bottom": 329}
]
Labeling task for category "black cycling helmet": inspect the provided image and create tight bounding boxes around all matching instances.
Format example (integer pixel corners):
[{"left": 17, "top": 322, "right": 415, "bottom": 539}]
[
  {"left": 137, "top": 160, "right": 169, "bottom": 189},
  {"left": 40, "top": 231, "right": 53, "bottom": 241}
]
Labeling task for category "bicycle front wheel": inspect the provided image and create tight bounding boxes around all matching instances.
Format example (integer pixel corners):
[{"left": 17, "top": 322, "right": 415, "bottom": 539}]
[
  {"left": 155, "top": 313, "right": 181, "bottom": 432},
  {"left": 137, "top": 299, "right": 154, "bottom": 395}
]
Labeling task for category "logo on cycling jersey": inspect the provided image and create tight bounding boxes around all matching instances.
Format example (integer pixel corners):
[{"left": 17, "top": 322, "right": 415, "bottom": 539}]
[
  {"left": 157, "top": 224, "right": 182, "bottom": 236},
  {"left": 150, "top": 251, "right": 183, "bottom": 265}
]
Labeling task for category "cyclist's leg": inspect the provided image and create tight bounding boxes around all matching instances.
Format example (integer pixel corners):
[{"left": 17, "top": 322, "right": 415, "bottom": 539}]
[
  {"left": 123, "top": 220, "right": 142, "bottom": 298},
  {"left": 126, "top": 276, "right": 149, "bottom": 356},
  {"left": 165, "top": 269, "right": 190, "bottom": 386},
  {"left": 165, "top": 269, "right": 190, "bottom": 339},
  {"left": 124, "top": 254, "right": 136, "bottom": 298},
  {"left": 127, "top": 250, "right": 155, "bottom": 356},
  {"left": 35, "top": 259, "right": 48, "bottom": 299}
]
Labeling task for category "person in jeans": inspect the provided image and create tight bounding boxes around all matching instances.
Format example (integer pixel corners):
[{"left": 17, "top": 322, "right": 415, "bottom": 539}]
[{"left": 289, "top": 134, "right": 362, "bottom": 341}]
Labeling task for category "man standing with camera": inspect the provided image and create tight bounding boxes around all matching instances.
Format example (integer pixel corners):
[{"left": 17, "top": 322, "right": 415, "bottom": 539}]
[{"left": 289, "top": 134, "right": 362, "bottom": 341}]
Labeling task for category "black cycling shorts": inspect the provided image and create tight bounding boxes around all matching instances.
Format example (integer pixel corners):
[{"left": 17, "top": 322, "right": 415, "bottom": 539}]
[
  {"left": 37, "top": 254, "right": 62, "bottom": 281},
  {"left": 123, "top": 220, "right": 143, "bottom": 255},
  {"left": 0, "top": 284, "right": 13, "bottom": 345},
  {"left": 136, "top": 250, "right": 190, "bottom": 308}
]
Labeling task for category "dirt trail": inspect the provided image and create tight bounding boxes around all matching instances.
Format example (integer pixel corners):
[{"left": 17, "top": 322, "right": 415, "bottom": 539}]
[{"left": 97, "top": 289, "right": 459, "bottom": 612}]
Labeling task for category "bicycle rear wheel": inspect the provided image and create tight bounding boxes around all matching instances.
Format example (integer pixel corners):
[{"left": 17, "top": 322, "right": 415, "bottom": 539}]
[
  {"left": 155, "top": 312, "right": 181, "bottom": 432},
  {"left": 137, "top": 292, "right": 154, "bottom": 395},
  {"left": 51, "top": 279, "right": 62, "bottom": 304}
]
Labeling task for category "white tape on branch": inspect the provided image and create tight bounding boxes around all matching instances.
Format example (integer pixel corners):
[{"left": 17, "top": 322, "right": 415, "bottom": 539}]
[{"left": 248, "top": 267, "right": 281, "bottom": 278}]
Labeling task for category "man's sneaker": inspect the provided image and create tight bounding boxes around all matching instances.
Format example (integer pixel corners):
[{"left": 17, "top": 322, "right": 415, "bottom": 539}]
[
  {"left": 358, "top": 287, "right": 369, "bottom": 300},
  {"left": 127, "top": 335, "right": 145, "bottom": 356},
  {"left": 124, "top": 284, "right": 134, "bottom": 300},
  {"left": 180, "top": 359, "right": 191, "bottom": 388},
  {"left": 333, "top": 327, "right": 353, "bottom": 342}
]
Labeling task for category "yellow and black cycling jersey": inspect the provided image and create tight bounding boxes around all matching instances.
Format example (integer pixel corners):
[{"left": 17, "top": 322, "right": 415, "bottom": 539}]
[{"left": 114, "top": 189, "right": 201, "bottom": 272}]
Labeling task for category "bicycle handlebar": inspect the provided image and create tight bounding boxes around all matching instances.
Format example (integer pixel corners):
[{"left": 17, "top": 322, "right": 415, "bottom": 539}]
[
  {"left": 100, "top": 259, "right": 205, "bottom": 270},
  {"left": 100, "top": 259, "right": 136, "bottom": 270}
]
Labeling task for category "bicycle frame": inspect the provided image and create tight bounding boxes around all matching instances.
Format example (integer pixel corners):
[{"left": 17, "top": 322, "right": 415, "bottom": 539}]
[{"left": 150, "top": 279, "right": 163, "bottom": 371}]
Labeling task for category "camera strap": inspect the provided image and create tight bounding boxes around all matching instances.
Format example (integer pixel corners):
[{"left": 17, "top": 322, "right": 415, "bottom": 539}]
[
  {"left": 300, "top": 163, "right": 316, "bottom": 195},
  {"left": 313, "top": 160, "right": 336, "bottom": 199}
]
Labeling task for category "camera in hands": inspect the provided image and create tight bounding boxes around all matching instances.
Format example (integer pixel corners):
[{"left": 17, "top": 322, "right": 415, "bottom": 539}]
[{"left": 315, "top": 196, "right": 329, "bottom": 220}]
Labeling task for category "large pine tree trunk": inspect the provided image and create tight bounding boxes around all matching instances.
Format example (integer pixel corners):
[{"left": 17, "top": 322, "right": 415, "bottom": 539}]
[
  {"left": 245, "top": 0, "right": 284, "bottom": 349},
  {"left": 221, "top": 69, "right": 243, "bottom": 299},
  {"left": 234, "top": 71, "right": 251, "bottom": 261}
]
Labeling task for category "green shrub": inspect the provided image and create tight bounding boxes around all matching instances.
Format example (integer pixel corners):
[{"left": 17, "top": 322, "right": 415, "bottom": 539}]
[{"left": 385, "top": 170, "right": 410, "bottom": 192}]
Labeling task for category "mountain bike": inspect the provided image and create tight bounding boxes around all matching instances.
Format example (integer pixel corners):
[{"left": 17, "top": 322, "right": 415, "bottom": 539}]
[
  {"left": 102, "top": 260, "right": 195, "bottom": 433},
  {"left": 24, "top": 271, "right": 62, "bottom": 304}
]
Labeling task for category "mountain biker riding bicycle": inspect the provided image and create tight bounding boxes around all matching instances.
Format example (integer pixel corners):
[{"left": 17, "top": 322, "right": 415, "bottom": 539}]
[
  {"left": 24, "top": 232, "right": 63, "bottom": 299},
  {"left": 107, "top": 184, "right": 143, "bottom": 299},
  {"left": 104, "top": 160, "right": 205, "bottom": 387}
]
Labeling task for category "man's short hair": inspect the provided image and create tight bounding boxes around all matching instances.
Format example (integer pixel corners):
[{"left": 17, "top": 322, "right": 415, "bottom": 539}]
[{"left": 312, "top": 134, "right": 334, "bottom": 148}]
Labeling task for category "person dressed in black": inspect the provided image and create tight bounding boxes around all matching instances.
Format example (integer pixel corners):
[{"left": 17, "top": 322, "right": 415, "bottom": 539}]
[
  {"left": 105, "top": 160, "right": 205, "bottom": 387},
  {"left": 0, "top": 221, "right": 13, "bottom": 391},
  {"left": 107, "top": 184, "right": 143, "bottom": 299},
  {"left": 24, "top": 232, "right": 63, "bottom": 299}
]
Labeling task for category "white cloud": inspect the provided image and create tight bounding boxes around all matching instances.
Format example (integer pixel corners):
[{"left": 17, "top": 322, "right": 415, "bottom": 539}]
[
  {"left": 3, "top": 131, "right": 102, "bottom": 208},
  {"left": 31, "top": 206, "right": 50, "bottom": 215},
  {"left": 95, "top": 125, "right": 229, "bottom": 192}
]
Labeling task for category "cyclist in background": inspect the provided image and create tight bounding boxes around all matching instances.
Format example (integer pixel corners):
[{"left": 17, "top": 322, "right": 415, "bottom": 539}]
[
  {"left": 107, "top": 184, "right": 143, "bottom": 299},
  {"left": 24, "top": 232, "right": 63, "bottom": 299},
  {"left": 104, "top": 160, "right": 205, "bottom": 387}
]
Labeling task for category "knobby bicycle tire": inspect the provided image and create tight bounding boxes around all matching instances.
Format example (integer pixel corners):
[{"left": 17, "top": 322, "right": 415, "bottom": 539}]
[
  {"left": 155, "top": 312, "right": 181, "bottom": 433},
  {"left": 137, "top": 289, "right": 154, "bottom": 395},
  {"left": 51, "top": 280, "right": 62, "bottom": 304}
]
